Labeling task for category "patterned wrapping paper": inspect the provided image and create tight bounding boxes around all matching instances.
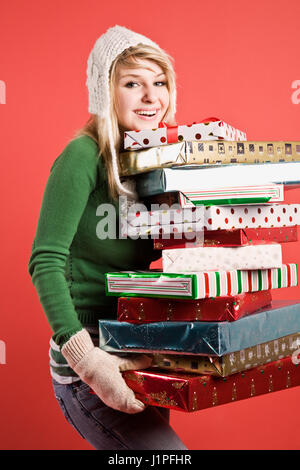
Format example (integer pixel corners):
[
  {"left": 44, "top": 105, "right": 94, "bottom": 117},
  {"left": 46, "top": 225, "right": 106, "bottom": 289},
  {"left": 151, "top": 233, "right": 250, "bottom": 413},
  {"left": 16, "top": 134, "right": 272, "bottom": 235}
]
[
  {"left": 153, "top": 227, "right": 298, "bottom": 249},
  {"left": 134, "top": 164, "right": 300, "bottom": 198},
  {"left": 99, "top": 300, "right": 300, "bottom": 356},
  {"left": 117, "top": 291, "right": 272, "bottom": 323},
  {"left": 125, "top": 203, "right": 300, "bottom": 228},
  {"left": 122, "top": 356, "right": 300, "bottom": 412},
  {"left": 123, "top": 119, "right": 247, "bottom": 150},
  {"left": 121, "top": 204, "right": 300, "bottom": 238},
  {"left": 151, "top": 332, "right": 300, "bottom": 377},
  {"left": 124, "top": 205, "right": 300, "bottom": 236},
  {"left": 105, "top": 264, "right": 297, "bottom": 300},
  {"left": 119, "top": 141, "right": 300, "bottom": 177},
  {"left": 200, "top": 204, "right": 300, "bottom": 231},
  {"left": 162, "top": 244, "right": 282, "bottom": 273}
]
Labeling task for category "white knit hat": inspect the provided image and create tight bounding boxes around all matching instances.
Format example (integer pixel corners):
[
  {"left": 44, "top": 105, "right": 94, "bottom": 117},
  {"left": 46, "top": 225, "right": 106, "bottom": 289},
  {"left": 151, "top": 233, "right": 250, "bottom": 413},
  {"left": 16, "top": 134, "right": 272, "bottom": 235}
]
[{"left": 86, "top": 25, "right": 176, "bottom": 197}]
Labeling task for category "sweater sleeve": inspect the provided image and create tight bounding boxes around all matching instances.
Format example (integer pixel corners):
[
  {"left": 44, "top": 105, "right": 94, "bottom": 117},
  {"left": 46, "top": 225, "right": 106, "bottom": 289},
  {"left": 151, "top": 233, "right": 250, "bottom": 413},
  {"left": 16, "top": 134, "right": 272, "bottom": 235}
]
[{"left": 28, "top": 136, "right": 100, "bottom": 347}]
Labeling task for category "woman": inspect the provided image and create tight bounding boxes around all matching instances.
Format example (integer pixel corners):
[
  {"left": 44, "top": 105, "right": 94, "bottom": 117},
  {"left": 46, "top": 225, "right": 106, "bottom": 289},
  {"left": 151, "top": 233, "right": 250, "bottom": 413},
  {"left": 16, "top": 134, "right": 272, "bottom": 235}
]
[{"left": 28, "top": 25, "right": 187, "bottom": 450}]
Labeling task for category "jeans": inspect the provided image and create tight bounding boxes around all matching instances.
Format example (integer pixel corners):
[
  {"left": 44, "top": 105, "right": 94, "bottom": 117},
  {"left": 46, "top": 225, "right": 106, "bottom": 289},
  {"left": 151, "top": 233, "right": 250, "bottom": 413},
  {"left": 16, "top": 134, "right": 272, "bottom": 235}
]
[{"left": 52, "top": 378, "right": 188, "bottom": 450}]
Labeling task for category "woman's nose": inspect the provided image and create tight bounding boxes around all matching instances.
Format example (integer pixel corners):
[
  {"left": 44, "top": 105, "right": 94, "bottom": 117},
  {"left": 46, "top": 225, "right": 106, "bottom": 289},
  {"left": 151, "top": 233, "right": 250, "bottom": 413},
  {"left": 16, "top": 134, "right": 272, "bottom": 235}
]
[{"left": 141, "top": 86, "right": 158, "bottom": 103}]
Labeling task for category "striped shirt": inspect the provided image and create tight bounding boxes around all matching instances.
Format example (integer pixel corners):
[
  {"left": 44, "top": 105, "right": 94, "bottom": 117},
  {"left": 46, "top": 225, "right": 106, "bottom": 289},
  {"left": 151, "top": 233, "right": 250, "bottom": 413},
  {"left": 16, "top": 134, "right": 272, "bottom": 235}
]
[{"left": 49, "top": 326, "right": 99, "bottom": 384}]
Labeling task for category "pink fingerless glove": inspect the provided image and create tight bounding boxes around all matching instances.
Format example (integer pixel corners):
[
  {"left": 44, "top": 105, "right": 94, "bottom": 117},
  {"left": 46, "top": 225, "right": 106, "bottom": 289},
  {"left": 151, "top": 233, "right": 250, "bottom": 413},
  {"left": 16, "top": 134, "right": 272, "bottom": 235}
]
[{"left": 61, "top": 329, "right": 152, "bottom": 414}]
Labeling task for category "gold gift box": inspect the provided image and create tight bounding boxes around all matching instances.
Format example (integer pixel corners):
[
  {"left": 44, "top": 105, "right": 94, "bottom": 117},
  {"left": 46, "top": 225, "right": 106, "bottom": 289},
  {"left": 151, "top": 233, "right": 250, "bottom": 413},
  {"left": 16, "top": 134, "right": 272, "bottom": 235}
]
[
  {"left": 119, "top": 141, "right": 300, "bottom": 176},
  {"left": 151, "top": 332, "right": 300, "bottom": 377}
]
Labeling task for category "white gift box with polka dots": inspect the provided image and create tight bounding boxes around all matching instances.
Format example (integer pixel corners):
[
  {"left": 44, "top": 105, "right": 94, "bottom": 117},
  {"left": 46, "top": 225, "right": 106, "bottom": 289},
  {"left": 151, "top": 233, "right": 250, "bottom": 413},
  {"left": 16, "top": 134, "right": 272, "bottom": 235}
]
[
  {"left": 162, "top": 244, "right": 282, "bottom": 273},
  {"left": 202, "top": 204, "right": 300, "bottom": 230},
  {"left": 120, "top": 204, "right": 300, "bottom": 238},
  {"left": 124, "top": 120, "right": 247, "bottom": 150}
]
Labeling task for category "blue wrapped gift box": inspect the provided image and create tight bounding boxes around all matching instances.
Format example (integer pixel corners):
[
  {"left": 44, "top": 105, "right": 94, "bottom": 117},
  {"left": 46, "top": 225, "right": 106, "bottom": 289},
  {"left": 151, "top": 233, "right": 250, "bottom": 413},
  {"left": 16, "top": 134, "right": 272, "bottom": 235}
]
[{"left": 99, "top": 300, "right": 300, "bottom": 356}]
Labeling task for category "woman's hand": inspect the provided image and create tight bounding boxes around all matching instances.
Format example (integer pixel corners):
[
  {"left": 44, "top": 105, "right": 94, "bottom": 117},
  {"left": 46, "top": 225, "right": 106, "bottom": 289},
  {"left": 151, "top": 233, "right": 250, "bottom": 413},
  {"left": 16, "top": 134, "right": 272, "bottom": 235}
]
[{"left": 61, "top": 329, "right": 152, "bottom": 414}]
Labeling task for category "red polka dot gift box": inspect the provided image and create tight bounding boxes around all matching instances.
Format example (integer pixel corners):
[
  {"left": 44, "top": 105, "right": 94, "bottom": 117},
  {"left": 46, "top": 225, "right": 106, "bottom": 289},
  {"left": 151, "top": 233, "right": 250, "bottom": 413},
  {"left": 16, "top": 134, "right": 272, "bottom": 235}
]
[
  {"left": 202, "top": 204, "right": 300, "bottom": 231},
  {"left": 120, "top": 203, "right": 300, "bottom": 238},
  {"left": 123, "top": 118, "right": 247, "bottom": 150}
]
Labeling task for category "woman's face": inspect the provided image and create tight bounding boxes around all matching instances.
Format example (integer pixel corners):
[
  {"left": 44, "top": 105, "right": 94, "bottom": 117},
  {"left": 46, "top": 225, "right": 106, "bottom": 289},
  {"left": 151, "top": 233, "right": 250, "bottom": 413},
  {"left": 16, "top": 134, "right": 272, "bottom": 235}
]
[{"left": 114, "top": 58, "right": 170, "bottom": 132}]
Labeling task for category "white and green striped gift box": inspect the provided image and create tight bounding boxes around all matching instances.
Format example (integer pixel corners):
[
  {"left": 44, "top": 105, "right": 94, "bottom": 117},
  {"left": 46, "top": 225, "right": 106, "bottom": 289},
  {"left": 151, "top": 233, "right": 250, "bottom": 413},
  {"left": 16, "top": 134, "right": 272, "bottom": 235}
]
[
  {"left": 177, "top": 184, "right": 284, "bottom": 207},
  {"left": 105, "top": 264, "right": 298, "bottom": 300}
]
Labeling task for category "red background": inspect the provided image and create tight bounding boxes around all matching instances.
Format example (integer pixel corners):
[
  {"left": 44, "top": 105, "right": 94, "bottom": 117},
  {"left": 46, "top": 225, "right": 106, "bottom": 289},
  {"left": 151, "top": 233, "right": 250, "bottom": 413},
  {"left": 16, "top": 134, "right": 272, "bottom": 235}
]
[{"left": 1, "top": 0, "right": 300, "bottom": 450}]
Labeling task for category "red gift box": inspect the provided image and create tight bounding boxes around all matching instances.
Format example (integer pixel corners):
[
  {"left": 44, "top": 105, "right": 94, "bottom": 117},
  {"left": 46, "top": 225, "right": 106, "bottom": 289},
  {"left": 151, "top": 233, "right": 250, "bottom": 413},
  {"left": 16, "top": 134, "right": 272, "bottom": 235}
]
[
  {"left": 153, "top": 227, "right": 298, "bottom": 250},
  {"left": 117, "top": 290, "right": 272, "bottom": 323},
  {"left": 122, "top": 356, "right": 300, "bottom": 412}
]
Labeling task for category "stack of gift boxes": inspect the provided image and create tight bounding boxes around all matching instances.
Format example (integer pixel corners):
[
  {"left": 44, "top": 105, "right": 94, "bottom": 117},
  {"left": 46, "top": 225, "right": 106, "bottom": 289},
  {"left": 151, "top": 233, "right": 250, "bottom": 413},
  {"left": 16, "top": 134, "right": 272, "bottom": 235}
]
[{"left": 99, "top": 118, "right": 300, "bottom": 412}]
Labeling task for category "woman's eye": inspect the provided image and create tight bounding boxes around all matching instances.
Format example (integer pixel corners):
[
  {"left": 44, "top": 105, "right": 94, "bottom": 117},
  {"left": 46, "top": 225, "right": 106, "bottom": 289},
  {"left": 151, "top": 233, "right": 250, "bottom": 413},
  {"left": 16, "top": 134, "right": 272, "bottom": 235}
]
[
  {"left": 124, "top": 81, "right": 167, "bottom": 88},
  {"left": 125, "top": 81, "right": 138, "bottom": 88}
]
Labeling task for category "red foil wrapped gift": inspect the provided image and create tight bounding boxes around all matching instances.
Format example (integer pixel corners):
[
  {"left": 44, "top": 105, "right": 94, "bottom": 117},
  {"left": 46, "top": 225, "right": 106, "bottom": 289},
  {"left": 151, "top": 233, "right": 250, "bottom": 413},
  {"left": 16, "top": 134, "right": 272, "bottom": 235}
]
[
  {"left": 153, "top": 227, "right": 298, "bottom": 250},
  {"left": 117, "top": 290, "right": 272, "bottom": 323},
  {"left": 122, "top": 356, "right": 300, "bottom": 412}
]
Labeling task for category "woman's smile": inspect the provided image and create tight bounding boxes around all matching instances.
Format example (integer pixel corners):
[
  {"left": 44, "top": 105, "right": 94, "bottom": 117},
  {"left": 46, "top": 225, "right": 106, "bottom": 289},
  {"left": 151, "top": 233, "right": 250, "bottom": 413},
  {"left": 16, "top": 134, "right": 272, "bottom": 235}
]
[{"left": 134, "top": 108, "right": 161, "bottom": 120}]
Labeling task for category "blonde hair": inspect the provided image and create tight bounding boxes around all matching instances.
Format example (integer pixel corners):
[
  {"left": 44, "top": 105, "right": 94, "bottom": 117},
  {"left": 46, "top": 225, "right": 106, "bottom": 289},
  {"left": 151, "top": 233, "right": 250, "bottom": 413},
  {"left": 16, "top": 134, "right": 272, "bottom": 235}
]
[{"left": 73, "top": 44, "right": 176, "bottom": 201}]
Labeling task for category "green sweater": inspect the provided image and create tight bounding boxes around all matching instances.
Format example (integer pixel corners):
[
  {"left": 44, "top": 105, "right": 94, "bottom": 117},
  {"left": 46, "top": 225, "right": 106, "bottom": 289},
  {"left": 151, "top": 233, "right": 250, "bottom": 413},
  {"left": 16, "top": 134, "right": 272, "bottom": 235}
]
[{"left": 28, "top": 135, "right": 160, "bottom": 381}]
